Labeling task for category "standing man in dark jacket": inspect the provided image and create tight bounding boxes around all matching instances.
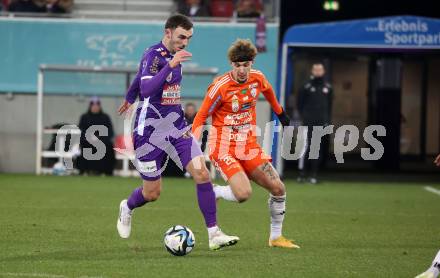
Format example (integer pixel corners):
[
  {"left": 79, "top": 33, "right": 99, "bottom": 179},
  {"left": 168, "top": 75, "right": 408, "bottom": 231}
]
[
  {"left": 77, "top": 96, "right": 116, "bottom": 176},
  {"left": 297, "top": 62, "right": 333, "bottom": 184}
]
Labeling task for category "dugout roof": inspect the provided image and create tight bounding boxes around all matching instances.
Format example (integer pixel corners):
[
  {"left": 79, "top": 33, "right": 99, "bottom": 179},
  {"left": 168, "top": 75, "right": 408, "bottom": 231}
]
[{"left": 274, "top": 15, "right": 440, "bottom": 173}]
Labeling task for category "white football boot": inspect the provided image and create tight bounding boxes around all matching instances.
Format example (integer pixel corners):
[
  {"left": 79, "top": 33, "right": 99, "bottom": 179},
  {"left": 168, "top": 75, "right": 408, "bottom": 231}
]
[
  {"left": 209, "top": 228, "right": 239, "bottom": 250},
  {"left": 117, "top": 199, "right": 132, "bottom": 239},
  {"left": 415, "top": 271, "right": 437, "bottom": 278}
]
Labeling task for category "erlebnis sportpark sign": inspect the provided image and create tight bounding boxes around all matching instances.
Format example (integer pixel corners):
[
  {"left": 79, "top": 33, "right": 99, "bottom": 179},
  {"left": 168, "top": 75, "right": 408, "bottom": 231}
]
[{"left": 283, "top": 16, "right": 440, "bottom": 49}]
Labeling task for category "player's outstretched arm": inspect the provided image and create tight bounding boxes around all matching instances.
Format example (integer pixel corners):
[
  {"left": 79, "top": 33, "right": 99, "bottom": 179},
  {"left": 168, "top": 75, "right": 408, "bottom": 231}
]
[
  {"left": 139, "top": 63, "right": 172, "bottom": 98},
  {"left": 118, "top": 67, "right": 142, "bottom": 115},
  {"left": 169, "top": 50, "right": 192, "bottom": 68},
  {"left": 119, "top": 71, "right": 140, "bottom": 116},
  {"left": 191, "top": 83, "right": 220, "bottom": 140},
  {"left": 261, "top": 79, "right": 283, "bottom": 113},
  {"left": 125, "top": 69, "right": 141, "bottom": 104},
  {"left": 139, "top": 50, "right": 192, "bottom": 98},
  {"left": 275, "top": 109, "right": 291, "bottom": 127},
  {"left": 118, "top": 100, "right": 132, "bottom": 116},
  {"left": 261, "top": 79, "right": 290, "bottom": 126}
]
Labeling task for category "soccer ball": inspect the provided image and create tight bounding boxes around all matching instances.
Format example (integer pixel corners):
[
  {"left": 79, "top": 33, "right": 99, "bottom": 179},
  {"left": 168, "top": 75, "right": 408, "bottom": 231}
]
[
  {"left": 163, "top": 225, "right": 195, "bottom": 256},
  {"left": 52, "top": 162, "right": 67, "bottom": 176}
]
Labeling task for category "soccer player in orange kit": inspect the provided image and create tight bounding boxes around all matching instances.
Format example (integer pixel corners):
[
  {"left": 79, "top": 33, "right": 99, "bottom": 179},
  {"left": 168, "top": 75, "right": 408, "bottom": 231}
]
[{"left": 192, "top": 39, "right": 299, "bottom": 248}]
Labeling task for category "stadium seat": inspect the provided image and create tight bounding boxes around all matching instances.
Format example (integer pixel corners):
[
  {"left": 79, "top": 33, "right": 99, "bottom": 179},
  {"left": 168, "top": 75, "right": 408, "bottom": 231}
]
[
  {"left": 114, "top": 134, "right": 134, "bottom": 151},
  {"left": 72, "top": 0, "right": 172, "bottom": 20},
  {"left": 40, "top": 126, "right": 81, "bottom": 175},
  {"left": 113, "top": 134, "right": 137, "bottom": 177},
  {"left": 2, "top": 0, "right": 9, "bottom": 10},
  {"left": 210, "top": 0, "right": 234, "bottom": 17}
]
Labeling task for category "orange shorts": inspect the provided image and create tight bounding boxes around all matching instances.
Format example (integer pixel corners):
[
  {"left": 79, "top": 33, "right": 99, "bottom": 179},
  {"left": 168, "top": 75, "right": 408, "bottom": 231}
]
[{"left": 209, "top": 141, "right": 272, "bottom": 181}]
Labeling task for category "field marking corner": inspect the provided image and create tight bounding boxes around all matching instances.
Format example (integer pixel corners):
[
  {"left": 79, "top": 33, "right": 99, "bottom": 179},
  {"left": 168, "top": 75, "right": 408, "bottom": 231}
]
[{"left": 424, "top": 186, "right": 440, "bottom": 196}]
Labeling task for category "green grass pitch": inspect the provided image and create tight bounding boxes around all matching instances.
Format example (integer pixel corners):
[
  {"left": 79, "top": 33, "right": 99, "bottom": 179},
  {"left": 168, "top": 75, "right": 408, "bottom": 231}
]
[{"left": 0, "top": 174, "right": 439, "bottom": 278}]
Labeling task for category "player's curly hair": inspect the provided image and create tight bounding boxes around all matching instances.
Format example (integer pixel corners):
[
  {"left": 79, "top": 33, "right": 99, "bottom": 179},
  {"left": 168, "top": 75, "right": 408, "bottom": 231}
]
[{"left": 227, "top": 39, "right": 258, "bottom": 63}]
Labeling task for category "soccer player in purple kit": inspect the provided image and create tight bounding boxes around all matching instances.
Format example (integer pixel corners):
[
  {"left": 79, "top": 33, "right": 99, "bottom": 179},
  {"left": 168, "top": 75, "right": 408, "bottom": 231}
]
[{"left": 116, "top": 14, "right": 239, "bottom": 250}]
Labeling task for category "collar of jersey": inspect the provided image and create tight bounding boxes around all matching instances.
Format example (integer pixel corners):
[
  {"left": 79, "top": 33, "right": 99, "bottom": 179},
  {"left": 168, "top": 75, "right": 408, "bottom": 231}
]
[{"left": 158, "top": 41, "right": 172, "bottom": 57}]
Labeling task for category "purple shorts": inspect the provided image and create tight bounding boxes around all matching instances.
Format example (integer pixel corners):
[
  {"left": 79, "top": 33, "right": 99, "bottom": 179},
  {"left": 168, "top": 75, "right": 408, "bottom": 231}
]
[{"left": 132, "top": 131, "right": 203, "bottom": 181}]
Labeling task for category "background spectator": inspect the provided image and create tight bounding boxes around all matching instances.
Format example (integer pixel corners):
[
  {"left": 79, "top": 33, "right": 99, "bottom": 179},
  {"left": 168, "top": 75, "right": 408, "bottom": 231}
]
[
  {"left": 184, "top": 102, "right": 197, "bottom": 124},
  {"left": 184, "top": 102, "right": 208, "bottom": 153},
  {"left": 176, "top": 0, "right": 210, "bottom": 17},
  {"left": 236, "top": 0, "right": 262, "bottom": 18},
  {"left": 77, "top": 97, "right": 116, "bottom": 176},
  {"left": 209, "top": 0, "right": 234, "bottom": 17},
  {"left": 8, "top": 0, "right": 72, "bottom": 13},
  {"left": 297, "top": 62, "right": 333, "bottom": 184},
  {"left": 44, "top": 0, "right": 71, "bottom": 13},
  {"left": 8, "top": 0, "right": 45, "bottom": 13}
]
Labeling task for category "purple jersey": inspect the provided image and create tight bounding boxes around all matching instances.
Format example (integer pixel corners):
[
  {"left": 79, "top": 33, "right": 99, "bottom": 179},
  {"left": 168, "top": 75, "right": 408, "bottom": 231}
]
[
  {"left": 124, "top": 42, "right": 202, "bottom": 180},
  {"left": 125, "top": 41, "right": 187, "bottom": 135}
]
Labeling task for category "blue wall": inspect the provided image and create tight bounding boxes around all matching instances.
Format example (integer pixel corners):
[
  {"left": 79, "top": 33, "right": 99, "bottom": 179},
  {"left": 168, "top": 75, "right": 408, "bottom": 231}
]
[{"left": 0, "top": 18, "right": 278, "bottom": 98}]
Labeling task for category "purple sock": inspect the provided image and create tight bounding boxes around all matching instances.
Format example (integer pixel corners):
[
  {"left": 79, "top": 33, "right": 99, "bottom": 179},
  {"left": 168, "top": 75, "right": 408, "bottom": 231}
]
[
  {"left": 196, "top": 182, "right": 217, "bottom": 228},
  {"left": 127, "top": 186, "right": 148, "bottom": 210}
]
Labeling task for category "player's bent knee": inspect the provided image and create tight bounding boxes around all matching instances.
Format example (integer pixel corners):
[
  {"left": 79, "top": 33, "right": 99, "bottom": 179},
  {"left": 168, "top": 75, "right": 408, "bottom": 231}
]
[
  {"left": 192, "top": 169, "right": 210, "bottom": 183},
  {"left": 143, "top": 190, "right": 160, "bottom": 202},
  {"left": 270, "top": 181, "right": 285, "bottom": 196},
  {"left": 236, "top": 188, "right": 252, "bottom": 203}
]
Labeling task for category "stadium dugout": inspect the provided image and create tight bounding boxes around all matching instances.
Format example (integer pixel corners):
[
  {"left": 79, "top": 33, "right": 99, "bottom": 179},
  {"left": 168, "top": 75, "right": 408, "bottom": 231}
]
[{"left": 274, "top": 15, "right": 440, "bottom": 175}]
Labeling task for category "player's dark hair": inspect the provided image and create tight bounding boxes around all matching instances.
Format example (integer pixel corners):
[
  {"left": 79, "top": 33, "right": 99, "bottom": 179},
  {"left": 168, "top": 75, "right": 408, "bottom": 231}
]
[
  {"left": 227, "top": 39, "right": 258, "bottom": 63},
  {"left": 185, "top": 102, "right": 196, "bottom": 109},
  {"left": 165, "top": 14, "right": 193, "bottom": 30}
]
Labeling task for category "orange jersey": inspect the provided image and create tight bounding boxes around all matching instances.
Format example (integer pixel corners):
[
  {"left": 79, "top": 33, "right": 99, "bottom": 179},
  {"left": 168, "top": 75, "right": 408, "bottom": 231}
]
[{"left": 192, "top": 69, "right": 283, "bottom": 147}]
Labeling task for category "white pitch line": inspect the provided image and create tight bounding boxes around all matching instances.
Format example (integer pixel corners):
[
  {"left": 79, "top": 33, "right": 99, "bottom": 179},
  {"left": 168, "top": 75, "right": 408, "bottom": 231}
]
[
  {"left": 0, "top": 273, "right": 66, "bottom": 278},
  {"left": 424, "top": 186, "right": 440, "bottom": 196}
]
